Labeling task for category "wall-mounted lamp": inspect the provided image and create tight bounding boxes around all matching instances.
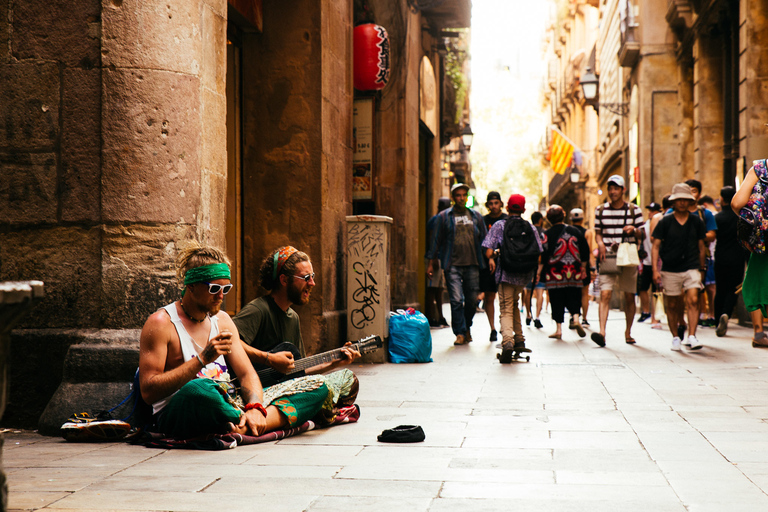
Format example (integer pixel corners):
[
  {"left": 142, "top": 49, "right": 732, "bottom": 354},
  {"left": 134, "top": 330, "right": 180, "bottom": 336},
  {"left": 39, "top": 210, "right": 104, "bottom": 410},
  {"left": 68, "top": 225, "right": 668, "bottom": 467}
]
[
  {"left": 461, "top": 124, "right": 474, "bottom": 152},
  {"left": 580, "top": 68, "right": 629, "bottom": 117},
  {"left": 570, "top": 168, "right": 580, "bottom": 183}
]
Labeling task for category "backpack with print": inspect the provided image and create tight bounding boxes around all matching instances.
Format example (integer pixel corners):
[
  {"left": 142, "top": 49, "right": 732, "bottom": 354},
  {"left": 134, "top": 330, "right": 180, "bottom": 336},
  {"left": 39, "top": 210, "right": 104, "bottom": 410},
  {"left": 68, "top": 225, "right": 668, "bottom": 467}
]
[
  {"left": 500, "top": 217, "right": 541, "bottom": 274},
  {"left": 737, "top": 159, "right": 768, "bottom": 254}
]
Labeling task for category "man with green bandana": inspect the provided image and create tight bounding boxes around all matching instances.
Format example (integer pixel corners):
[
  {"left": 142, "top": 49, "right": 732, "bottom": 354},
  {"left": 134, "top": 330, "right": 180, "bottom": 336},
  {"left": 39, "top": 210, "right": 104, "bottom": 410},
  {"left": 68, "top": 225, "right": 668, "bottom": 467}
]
[{"left": 139, "top": 245, "right": 330, "bottom": 439}]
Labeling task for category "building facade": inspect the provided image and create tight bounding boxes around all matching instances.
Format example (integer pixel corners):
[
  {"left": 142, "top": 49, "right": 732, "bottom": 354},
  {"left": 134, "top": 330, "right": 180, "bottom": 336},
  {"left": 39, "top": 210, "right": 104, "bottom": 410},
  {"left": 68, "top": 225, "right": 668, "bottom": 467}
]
[{"left": 0, "top": 0, "right": 471, "bottom": 429}]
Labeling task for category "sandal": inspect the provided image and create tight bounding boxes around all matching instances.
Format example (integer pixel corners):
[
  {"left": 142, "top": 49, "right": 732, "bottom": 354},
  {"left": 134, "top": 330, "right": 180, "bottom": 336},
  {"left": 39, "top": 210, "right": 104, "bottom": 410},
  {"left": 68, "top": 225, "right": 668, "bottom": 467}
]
[
  {"left": 590, "top": 332, "right": 605, "bottom": 347},
  {"left": 548, "top": 333, "right": 562, "bottom": 339},
  {"left": 625, "top": 337, "right": 636, "bottom": 345}
]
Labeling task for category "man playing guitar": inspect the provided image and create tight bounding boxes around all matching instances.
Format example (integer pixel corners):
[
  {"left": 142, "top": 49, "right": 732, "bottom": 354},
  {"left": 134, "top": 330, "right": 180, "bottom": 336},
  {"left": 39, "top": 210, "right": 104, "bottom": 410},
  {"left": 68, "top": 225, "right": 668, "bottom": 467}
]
[{"left": 233, "top": 246, "right": 361, "bottom": 380}]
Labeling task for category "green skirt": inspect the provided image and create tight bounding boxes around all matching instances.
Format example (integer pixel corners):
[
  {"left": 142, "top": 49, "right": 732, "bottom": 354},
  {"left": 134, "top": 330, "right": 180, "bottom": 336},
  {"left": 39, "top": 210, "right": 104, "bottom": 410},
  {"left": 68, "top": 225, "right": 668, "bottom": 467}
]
[{"left": 743, "top": 253, "right": 768, "bottom": 316}]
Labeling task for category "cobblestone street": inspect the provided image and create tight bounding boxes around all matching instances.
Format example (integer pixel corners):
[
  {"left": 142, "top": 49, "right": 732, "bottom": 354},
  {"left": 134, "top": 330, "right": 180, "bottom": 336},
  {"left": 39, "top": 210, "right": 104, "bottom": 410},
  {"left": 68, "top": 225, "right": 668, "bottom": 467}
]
[{"left": 8, "top": 306, "right": 768, "bottom": 511}]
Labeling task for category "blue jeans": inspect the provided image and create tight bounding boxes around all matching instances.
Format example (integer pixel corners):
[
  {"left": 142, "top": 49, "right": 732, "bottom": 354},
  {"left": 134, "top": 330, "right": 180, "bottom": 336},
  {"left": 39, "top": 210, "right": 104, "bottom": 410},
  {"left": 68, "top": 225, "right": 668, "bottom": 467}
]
[{"left": 444, "top": 265, "right": 480, "bottom": 336}]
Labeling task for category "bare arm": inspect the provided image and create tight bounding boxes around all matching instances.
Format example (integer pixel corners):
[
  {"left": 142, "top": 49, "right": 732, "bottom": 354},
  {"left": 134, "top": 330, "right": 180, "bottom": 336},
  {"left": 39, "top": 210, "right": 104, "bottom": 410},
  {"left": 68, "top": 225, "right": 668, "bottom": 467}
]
[
  {"left": 732, "top": 167, "right": 757, "bottom": 212},
  {"left": 595, "top": 231, "right": 606, "bottom": 261},
  {"left": 651, "top": 238, "right": 662, "bottom": 286},
  {"left": 239, "top": 340, "right": 295, "bottom": 374},
  {"left": 698, "top": 239, "right": 707, "bottom": 271},
  {"left": 139, "top": 311, "right": 204, "bottom": 405}
]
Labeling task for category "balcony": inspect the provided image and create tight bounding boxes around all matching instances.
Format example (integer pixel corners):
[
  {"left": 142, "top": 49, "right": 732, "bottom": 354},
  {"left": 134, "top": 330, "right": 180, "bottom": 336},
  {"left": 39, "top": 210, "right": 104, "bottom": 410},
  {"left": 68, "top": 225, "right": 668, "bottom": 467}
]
[
  {"left": 548, "top": 171, "right": 569, "bottom": 202},
  {"left": 618, "top": 25, "right": 640, "bottom": 68}
]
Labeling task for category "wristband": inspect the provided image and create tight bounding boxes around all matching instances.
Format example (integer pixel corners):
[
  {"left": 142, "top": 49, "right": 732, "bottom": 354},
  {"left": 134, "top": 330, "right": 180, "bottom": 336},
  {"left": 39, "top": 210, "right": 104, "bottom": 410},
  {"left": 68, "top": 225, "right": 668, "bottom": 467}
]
[
  {"left": 244, "top": 402, "right": 268, "bottom": 417},
  {"left": 266, "top": 352, "right": 271, "bottom": 365},
  {"left": 196, "top": 353, "right": 205, "bottom": 367}
]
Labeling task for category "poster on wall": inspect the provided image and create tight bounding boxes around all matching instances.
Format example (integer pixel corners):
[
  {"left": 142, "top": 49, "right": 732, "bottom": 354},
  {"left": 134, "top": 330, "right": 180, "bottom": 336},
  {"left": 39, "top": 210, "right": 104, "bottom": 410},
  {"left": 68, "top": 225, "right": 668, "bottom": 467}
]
[{"left": 353, "top": 97, "right": 375, "bottom": 201}]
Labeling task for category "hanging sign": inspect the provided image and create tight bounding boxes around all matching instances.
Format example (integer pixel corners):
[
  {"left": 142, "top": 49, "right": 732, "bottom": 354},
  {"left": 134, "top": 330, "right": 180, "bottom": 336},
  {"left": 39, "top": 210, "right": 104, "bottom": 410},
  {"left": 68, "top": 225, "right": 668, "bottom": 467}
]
[{"left": 353, "top": 97, "right": 375, "bottom": 201}]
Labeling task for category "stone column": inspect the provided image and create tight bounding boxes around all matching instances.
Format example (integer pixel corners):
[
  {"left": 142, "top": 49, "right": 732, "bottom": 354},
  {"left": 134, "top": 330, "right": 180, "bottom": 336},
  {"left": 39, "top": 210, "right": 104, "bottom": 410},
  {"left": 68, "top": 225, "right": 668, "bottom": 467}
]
[
  {"left": 692, "top": 31, "right": 724, "bottom": 188},
  {"left": 739, "top": 0, "right": 768, "bottom": 163}
]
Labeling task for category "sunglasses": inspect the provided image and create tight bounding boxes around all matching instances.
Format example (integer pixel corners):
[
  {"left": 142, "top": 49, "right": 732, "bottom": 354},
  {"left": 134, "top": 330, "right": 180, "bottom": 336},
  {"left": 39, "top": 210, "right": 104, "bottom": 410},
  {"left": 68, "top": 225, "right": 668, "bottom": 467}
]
[
  {"left": 203, "top": 282, "right": 233, "bottom": 295},
  {"left": 291, "top": 272, "right": 316, "bottom": 283}
]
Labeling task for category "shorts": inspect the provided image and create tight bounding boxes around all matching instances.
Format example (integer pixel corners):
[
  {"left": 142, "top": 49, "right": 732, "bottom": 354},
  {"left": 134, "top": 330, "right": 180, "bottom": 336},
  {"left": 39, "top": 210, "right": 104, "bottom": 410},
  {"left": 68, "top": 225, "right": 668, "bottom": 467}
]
[
  {"left": 525, "top": 278, "right": 546, "bottom": 290},
  {"left": 479, "top": 267, "right": 498, "bottom": 293},
  {"left": 637, "top": 265, "right": 657, "bottom": 293},
  {"left": 704, "top": 257, "right": 715, "bottom": 286},
  {"left": 596, "top": 265, "right": 638, "bottom": 294},
  {"left": 660, "top": 269, "right": 702, "bottom": 296}
]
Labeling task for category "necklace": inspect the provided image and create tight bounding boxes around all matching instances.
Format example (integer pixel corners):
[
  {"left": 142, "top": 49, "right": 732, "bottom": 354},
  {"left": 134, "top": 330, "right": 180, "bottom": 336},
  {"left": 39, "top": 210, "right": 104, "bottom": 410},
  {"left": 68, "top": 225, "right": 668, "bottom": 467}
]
[{"left": 179, "top": 300, "right": 207, "bottom": 323}]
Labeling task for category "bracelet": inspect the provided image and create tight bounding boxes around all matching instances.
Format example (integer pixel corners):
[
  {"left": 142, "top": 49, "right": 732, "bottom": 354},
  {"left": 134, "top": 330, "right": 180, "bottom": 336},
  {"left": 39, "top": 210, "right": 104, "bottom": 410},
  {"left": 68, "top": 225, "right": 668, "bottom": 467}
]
[
  {"left": 265, "top": 352, "right": 270, "bottom": 365},
  {"left": 196, "top": 353, "right": 205, "bottom": 367},
  {"left": 244, "top": 402, "right": 268, "bottom": 417}
]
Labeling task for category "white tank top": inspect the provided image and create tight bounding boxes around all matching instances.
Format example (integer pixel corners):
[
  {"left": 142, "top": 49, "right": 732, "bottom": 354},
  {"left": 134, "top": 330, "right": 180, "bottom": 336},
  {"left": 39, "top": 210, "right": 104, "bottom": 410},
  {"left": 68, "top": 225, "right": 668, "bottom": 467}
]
[{"left": 152, "top": 303, "right": 228, "bottom": 415}]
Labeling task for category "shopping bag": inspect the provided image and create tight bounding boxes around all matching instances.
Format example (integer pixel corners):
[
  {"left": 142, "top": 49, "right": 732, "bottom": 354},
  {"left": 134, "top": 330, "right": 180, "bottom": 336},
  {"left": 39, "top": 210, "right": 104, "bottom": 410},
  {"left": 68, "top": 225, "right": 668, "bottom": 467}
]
[
  {"left": 388, "top": 308, "right": 433, "bottom": 363},
  {"left": 616, "top": 242, "right": 640, "bottom": 267},
  {"left": 600, "top": 249, "right": 620, "bottom": 274}
]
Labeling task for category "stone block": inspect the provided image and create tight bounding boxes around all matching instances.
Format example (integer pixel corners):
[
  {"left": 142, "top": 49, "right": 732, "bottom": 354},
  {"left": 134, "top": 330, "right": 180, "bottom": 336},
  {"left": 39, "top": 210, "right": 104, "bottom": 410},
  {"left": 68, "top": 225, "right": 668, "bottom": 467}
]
[
  {"left": 62, "top": 68, "right": 101, "bottom": 157},
  {"left": 100, "top": 222, "right": 197, "bottom": 328},
  {"left": 0, "top": 0, "right": 8, "bottom": 63},
  {"left": 101, "top": 0, "right": 201, "bottom": 76},
  {"left": 201, "top": 87, "right": 227, "bottom": 178},
  {"left": 198, "top": 169, "right": 227, "bottom": 248},
  {"left": 0, "top": 227, "right": 100, "bottom": 328},
  {"left": 0, "top": 152, "right": 57, "bottom": 224},
  {"left": 12, "top": 0, "right": 100, "bottom": 67},
  {"left": 101, "top": 68, "right": 201, "bottom": 223},
  {"left": 0, "top": 62, "right": 59, "bottom": 150},
  {"left": 201, "top": 5, "right": 226, "bottom": 95}
]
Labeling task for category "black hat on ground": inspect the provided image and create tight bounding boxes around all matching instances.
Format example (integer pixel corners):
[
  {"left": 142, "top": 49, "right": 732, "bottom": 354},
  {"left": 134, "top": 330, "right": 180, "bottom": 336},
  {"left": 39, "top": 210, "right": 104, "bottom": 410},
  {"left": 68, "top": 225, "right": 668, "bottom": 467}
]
[{"left": 377, "top": 425, "right": 425, "bottom": 443}]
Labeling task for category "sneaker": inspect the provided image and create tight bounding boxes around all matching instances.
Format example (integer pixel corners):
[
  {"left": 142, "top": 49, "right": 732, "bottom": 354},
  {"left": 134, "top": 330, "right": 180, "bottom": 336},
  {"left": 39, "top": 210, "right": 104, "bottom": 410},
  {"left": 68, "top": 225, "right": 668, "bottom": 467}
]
[
  {"left": 581, "top": 318, "right": 590, "bottom": 326},
  {"left": 489, "top": 330, "right": 498, "bottom": 342},
  {"left": 575, "top": 323, "right": 586, "bottom": 338},
  {"left": 525, "top": 317, "right": 532, "bottom": 326},
  {"left": 638, "top": 312, "right": 651, "bottom": 323},
  {"left": 715, "top": 314, "right": 729, "bottom": 337},
  {"left": 671, "top": 336, "right": 682, "bottom": 351},
  {"left": 753, "top": 332, "right": 768, "bottom": 348},
  {"left": 453, "top": 334, "right": 467, "bottom": 346},
  {"left": 688, "top": 335, "right": 703, "bottom": 350},
  {"left": 466, "top": 330, "right": 473, "bottom": 342},
  {"left": 533, "top": 318, "right": 543, "bottom": 329},
  {"left": 499, "top": 342, "right": 514, "bottom": 364}
]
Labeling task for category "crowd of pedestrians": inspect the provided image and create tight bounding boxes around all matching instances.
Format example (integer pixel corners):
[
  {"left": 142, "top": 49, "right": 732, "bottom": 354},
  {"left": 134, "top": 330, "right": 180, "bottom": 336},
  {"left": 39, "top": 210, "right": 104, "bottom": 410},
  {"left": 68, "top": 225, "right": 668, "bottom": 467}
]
[{"left": 426, "top": 168, "right": 766, "bottom": 360}]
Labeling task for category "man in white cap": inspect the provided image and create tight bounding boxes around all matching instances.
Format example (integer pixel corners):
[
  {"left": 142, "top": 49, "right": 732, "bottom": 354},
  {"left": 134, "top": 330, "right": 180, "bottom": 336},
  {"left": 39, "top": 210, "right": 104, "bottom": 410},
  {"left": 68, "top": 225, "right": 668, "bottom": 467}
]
[
  {"left": 427, "top": 183, "right": 488, "bottom": 346},
  {"left": 651, "top": 183, "right": 707, "bottom": 350},
  {"left": 592, "top": 174, "right": 645, "bottom": 347},
  {"left": 569, "top": 207, "right": 595, "bottom": 329}
]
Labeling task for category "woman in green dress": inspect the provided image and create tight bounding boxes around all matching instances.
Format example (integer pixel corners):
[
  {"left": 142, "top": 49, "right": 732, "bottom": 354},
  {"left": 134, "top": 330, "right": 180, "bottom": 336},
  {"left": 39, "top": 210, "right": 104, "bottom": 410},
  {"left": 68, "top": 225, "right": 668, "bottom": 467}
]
[{"left": 732, "top": 161, "right": 768, "bottom": 346}]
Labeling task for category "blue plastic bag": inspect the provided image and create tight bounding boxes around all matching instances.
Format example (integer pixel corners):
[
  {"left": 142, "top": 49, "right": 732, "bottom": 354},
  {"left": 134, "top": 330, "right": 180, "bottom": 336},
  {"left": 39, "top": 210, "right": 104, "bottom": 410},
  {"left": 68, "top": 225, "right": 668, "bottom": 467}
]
[{"left": 388, "top": 308, "right": 433, "bottom": 363}]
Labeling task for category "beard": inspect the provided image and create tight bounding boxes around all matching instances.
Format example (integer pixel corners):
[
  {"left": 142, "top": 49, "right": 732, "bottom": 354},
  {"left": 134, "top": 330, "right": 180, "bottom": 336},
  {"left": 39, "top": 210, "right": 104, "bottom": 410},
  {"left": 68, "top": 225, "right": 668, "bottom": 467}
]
[{"left": 287, "top": 280, "right": 311, "bottom": 305}]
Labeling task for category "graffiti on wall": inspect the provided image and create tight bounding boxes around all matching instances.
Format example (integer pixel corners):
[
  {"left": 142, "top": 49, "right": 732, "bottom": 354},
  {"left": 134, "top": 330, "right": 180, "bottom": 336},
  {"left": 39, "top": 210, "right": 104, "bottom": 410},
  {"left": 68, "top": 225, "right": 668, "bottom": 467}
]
[{"left": 347, "top": 223, "right": 386, "bottom": 330}]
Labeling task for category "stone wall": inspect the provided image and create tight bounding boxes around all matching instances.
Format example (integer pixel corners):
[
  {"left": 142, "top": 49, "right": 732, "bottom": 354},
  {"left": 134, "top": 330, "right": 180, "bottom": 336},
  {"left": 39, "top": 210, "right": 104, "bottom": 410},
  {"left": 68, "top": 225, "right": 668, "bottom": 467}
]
[
  {"left": 693, "top": 32, "right": 725, "bottom": 190},
  {"left": 739, "top": 0, "right": 768, "bottom": 164},
  {"left": 240, "top": 0, "right": 353, "bottom": 354}
]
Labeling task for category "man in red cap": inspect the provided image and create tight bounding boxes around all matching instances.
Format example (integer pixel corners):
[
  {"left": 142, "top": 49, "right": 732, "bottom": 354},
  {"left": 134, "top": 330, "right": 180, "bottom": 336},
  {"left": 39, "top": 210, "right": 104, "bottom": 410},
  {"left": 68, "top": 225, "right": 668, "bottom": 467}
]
[{"left": 482, "top": 194, "right": 543, "bottom": 362}]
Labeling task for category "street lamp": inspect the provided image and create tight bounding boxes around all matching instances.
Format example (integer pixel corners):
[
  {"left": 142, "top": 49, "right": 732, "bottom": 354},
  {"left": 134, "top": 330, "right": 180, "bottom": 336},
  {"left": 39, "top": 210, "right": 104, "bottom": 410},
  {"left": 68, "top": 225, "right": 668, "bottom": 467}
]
[
  {"left": 570, "top": 168, "right": 580, "bottom": 183},
  {"left": 461, "top": 124, "right": 474, "bottom": 151},
  {"left": 579, "top": 68, "right": 629, "bottom": 117}
]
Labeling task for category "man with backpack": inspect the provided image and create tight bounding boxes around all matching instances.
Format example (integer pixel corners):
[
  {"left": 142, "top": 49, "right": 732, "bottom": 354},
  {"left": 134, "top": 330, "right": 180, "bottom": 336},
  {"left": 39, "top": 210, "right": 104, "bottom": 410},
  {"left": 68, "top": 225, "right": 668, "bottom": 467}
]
[
  {"left": 427, "top": 183, "right": 488, "bottom": 346},
  {"left": 482, "top": 194, "right": 543, "bottom": 361},
  {"left": 592, "top": 175, "right": 645, "bottom": 347}
]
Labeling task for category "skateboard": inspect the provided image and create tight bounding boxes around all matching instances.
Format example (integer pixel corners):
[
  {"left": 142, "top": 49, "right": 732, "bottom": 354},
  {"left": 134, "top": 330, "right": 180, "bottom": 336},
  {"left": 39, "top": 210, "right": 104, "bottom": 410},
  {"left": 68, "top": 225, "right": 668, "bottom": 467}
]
[{"left": 497, "top": 346, "right": 531, "bottom": 364}]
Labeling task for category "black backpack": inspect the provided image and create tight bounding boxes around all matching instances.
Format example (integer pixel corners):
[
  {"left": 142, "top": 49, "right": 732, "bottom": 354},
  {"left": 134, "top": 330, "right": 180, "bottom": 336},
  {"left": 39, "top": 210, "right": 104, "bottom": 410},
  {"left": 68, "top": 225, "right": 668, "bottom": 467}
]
[{"left": 500, "top": 217, "right": 541, "bottom": 273}]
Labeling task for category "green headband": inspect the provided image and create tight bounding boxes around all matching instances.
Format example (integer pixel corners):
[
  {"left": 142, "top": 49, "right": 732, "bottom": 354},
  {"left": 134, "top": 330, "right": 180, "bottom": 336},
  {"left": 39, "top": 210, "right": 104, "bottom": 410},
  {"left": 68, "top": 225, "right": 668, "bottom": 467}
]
[{"left": 183, "top": 263, "right": 231, "bottom": 286}]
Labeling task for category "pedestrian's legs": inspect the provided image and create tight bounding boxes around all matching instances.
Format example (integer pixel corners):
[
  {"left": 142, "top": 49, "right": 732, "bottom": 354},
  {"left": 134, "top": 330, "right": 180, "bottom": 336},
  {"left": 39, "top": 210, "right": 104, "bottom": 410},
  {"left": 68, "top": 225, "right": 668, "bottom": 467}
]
[
  {"left": 565, "top": 287, "right": 582, "bottom": 323},
  {"left": 685, "top": 287, "right": 699, "bottom": 336},
  {"left": 598, "top": 289, "right": 611, "bottom": 337},
  {"left": 511, "top": 285, "right": 525, "bottom": 342},
  {"left": 639, "top": 288, "right": 650, "bottom": 316},
  {"left": 497, "top": 283, "right": 514, "bottom": 344},
  {"left": 665, "top": 294, "right": 681, "bottom": 337},
  {"left": 581, "top": 285, "right": 590, "bottom": 320},
  {"left": 444, "top": 267, "right": 467, "bottom": 336},
  {"left": 534, "top": 287, "right": 544, "bottom": 318},
  {"left": 715, "top": 262, "right": 744, "bottom": 319},
  {"left": 436, "top": 286, "right": 447, "bottom": 324},
  {"left": 462, "top": 266, "right": 480, "bottom": 333},
  {"left": 549, "top": 288, "right": 565, "bottom": 337},
  {"left": 751, "top": 309, "right": 765, "bottom": 335},
  {"left": 484, "top": 291, "right": 497, "bottom": 332},
  {"left": 623, "top": 291, "right": 636, "bottom": 339},
  {"left": 425, "top": 287, "right": 438, "bottom": 324}
]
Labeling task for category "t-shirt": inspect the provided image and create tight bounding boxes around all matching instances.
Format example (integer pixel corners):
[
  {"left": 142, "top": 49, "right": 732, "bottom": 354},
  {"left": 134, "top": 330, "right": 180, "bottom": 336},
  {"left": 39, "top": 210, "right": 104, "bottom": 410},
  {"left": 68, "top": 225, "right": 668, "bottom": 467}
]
[
  {"left": 652, "top": 213, "right": 706, "bottom": 273},
  {"left": 232, "top": 295, "right": 306, "bottom": 358},
  {"left": 594, "top": 202, "right": 644, "bottom": 247},
  {"left": 451, "top": 209, "right": 479, "bottom": 266},
  {"left": 483, "top": 212, "right": 508, "bottom": 232}
]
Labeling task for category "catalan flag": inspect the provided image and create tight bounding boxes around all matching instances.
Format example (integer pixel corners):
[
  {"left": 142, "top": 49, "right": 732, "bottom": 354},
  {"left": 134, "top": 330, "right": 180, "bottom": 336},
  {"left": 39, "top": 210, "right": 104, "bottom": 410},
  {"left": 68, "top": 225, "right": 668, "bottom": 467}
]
[{"left": 546, "top": 129, "right": 574, "bottom": 175}]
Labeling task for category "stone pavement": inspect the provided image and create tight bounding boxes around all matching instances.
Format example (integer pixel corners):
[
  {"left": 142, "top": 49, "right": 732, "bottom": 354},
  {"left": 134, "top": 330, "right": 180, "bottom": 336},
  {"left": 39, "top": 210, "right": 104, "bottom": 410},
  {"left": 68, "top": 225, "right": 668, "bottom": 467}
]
[{"left": 7, "top": 305, "right": 768, "bottom": 512}]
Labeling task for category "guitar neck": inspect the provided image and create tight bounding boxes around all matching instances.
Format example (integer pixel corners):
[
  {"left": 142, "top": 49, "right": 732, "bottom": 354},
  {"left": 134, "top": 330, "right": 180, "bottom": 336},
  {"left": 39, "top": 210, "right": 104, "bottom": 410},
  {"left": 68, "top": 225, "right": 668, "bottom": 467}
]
[{"left": 293, "top": 345, "right": 355, "bottom": 373}]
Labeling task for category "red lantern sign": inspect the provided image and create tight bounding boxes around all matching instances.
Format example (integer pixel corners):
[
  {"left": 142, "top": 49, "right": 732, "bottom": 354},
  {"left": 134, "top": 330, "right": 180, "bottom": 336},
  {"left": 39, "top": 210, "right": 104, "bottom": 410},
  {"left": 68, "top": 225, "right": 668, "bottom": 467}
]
[{"left": 353, "top": 23, "right": 390, "bottom": 91}]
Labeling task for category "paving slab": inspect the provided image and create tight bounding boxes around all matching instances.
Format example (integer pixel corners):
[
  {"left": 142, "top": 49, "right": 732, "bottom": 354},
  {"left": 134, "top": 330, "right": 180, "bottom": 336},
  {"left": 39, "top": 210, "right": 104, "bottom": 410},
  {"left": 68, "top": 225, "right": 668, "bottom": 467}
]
[{"left": 7, "top": 305, "right": 768, "bottom": 511}]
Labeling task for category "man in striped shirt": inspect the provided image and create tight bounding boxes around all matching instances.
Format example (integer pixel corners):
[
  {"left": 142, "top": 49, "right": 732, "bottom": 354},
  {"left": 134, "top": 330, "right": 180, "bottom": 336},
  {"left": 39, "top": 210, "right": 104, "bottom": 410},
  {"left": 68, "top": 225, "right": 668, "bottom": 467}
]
[{"left": 592, "top": 175, "right": 645, "bottom": 347}]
